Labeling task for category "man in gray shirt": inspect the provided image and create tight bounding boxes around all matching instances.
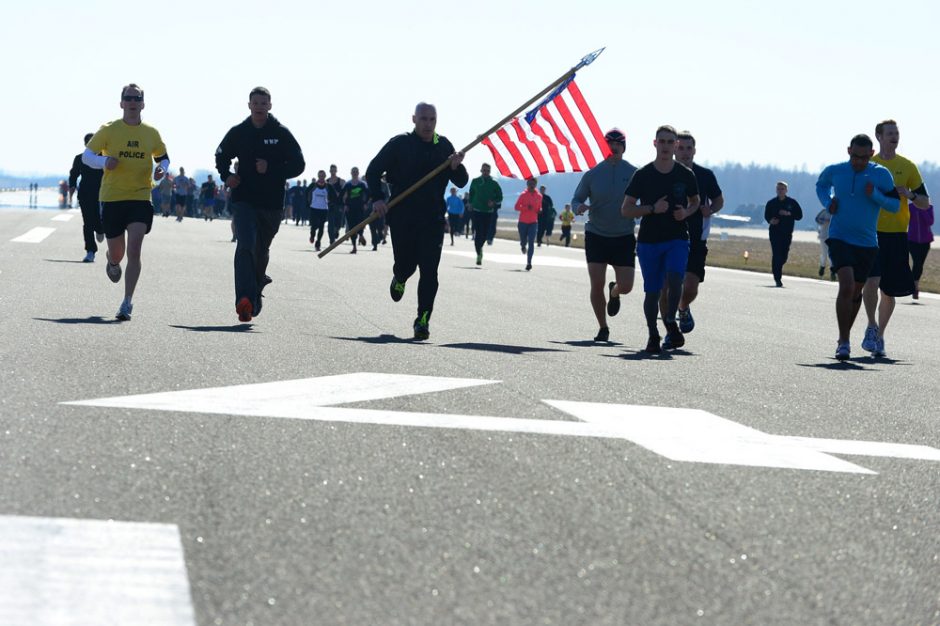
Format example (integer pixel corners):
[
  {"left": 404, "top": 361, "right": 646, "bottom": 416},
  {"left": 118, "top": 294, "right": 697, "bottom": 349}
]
[{"left": 571, "top": 128, "right": 638, "bottom": 342}]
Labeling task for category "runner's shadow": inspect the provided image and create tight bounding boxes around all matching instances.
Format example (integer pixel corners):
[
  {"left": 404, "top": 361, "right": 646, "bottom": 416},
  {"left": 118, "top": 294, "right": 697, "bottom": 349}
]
[
  {"left": 440, "top": 342, "right": 568, "bottom": 355},
  {"left": 605, "top": 349, "right": 692, "bottom": 361},
  {"left": 798, "top": 357, "right": 911, "bottom": 371},
  {"left": 169, "top": 324, "right": 256, "bottom": 333},
  {"left": 330, "top": 334, "right": 422, "bottom": 344},
  {"left": 34, "top": 316, "right": 119, "bottom": 325},
  {"left": 43, "top": 259, "right": 88, "bottom": 264},
  {"left": 550, "top": 339, "right": 625, "bottom": 348}
]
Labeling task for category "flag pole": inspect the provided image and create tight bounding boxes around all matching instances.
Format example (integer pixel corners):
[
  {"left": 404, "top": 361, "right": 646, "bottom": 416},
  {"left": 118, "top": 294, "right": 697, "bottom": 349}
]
[{"left": 317, "top": 48, "right": 606, "bottom": 259}]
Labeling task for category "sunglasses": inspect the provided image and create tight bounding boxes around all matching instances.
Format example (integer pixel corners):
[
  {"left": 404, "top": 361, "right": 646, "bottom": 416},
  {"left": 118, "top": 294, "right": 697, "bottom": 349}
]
[{"left": 122, "top": 95, "right": 143, "bottom": 102}]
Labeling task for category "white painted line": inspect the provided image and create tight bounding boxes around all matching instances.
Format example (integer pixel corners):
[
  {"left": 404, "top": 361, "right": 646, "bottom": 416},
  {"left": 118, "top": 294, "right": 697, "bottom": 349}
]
[
  {"left": 782, "top": 436, "right": 940, "bottom": 461},
  {"left": 65, "top": 372, "right": 497, "bottom": 414},
  {"left": 11, "top": 227, "right": 56, "bottom": 243},
  {"left": 444, "top": 249, "right": 585, "bottom": 268},
  {"left": 51, "top": 213, "right": 74, "bottom": 222},
  {"left": 547, "top": 401, "right": 874, "bottom": 474},
  {"left": 0, "top": 515, "right": 195, "bottom": 626},
  {"left": 64, "top": 373, "right": 940, "bottom": 474}
]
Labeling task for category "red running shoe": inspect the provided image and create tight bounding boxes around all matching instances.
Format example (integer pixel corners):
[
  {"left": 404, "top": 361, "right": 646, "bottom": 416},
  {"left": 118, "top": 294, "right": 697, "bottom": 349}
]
[{"left": 236, "top": 297, "right": 253, "bottom": 323}]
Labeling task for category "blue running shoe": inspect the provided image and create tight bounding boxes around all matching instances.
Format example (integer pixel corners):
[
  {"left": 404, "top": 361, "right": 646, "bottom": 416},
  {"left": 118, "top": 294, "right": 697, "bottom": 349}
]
[
  {"left": 835, "top": 341, "right": 850, "bottom": 361},
  {"left": 116, "top": 300, "right": 133, "bottom": 321},
  {"left": 678, "top": 308, "right": 694, "bottom": 334},
  {"left": 862, "top": 325, "right": 879, "bottom": 353}
]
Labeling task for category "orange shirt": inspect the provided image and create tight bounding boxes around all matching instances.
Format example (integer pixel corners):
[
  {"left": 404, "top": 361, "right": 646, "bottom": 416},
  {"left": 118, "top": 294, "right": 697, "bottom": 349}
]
[{"left": 515, "top": 189, "right": 542, "bottom": 224}]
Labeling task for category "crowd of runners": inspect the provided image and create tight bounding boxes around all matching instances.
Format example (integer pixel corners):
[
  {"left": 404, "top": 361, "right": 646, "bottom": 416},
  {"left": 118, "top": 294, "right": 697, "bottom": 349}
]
[{"left": 65, "top": 83, "right": 932, "bottom": 360}]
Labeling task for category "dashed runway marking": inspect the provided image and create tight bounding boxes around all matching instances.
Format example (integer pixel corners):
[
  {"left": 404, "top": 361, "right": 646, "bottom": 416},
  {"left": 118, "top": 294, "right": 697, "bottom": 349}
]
[
  {"left": 11, "top": 227, "right": 55, "bottom": 243},
  {"left": 0, "top": 515, "right": 195, "bottom": 626}
]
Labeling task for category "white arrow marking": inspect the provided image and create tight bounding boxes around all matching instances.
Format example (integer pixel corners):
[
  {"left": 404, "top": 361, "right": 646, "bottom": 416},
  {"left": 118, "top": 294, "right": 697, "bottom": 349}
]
[
  {"left": 11, "top": 227, "right": 55, "bottom": 243},
  {"left": 545, "top": 401, "right": 874, "bottom": 474},
  {"left": 64, "top": 373, "right": 940, "bottom": 474},
  {"left": 0, "top": 516, "right": 195, "bottom": 626},
  {"left": 443, "top": 249, "right": 585, "bottom": 268},
  {"left": 64, "top": 373, "right": 496, "bottom": 416}
]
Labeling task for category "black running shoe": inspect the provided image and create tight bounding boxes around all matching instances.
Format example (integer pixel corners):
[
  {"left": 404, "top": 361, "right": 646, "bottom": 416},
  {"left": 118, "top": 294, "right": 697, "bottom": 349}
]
[
  {"left": 644, "top": 334, "right": 662, "bottom": 354},
  {"left": 606, "top": 281, "right": 620, "bottom": 317},
  {"left": 662, "top": 323, "right": 685, "bottom": 350},
  {"left": 594, "top": 326, "right": 610, "bottom": 342},
  {"left": 390, "top": 276, "right": 406, "bottom": 302},
  {"left": 413, "top": 311, "right": 430, "bottom": 340}
]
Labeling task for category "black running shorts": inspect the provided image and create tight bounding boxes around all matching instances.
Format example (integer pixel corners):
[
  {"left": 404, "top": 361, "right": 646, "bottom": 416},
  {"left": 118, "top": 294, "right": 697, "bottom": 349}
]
[
  {"left": 584, "top": 231, "right": 636, "bottom": 267},
  {"left": 100, "top": 200, "right": 154, "bottom": 239},
  {"left": 686, "top": 239, "right": 708, "bottom": 282},
  {"left": 869, "top": 231, "right": 915, "bottom": 297},
  {"left": 826, "top": 238, "right": 877, "bottom": 283}
]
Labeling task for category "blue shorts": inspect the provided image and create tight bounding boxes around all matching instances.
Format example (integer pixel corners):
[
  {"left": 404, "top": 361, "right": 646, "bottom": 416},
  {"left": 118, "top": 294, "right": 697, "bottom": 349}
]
[{"left": 637, "top": 239, "right": 690, "bottom": 292}]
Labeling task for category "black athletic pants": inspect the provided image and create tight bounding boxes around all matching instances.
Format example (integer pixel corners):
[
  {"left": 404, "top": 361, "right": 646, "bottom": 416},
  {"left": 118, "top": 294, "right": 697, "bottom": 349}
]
[
  {"left": 309, "top": 210, "right": 327, "bottom": 245},
  {"left": 391, "top": 220, "right": 445, "bottom": 318},
  {"left": 769, "top": 230, "right": 792, "bottom": 282},
  {"left": 472, "top": 211, "right": 493, "bottom": 254},
  {"left": 233, "top": 202, "right": 282, "bottom": 312},
  {"left": 78, "top": 194, "right": 101, "bottom": 252},
  {"left": 910, "top": 241, "right": 930, "bottom": 282}
]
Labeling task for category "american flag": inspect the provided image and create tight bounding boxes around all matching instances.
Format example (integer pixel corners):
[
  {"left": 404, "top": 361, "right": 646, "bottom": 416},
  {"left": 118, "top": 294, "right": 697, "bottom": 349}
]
[{"left": 481, "top": 76, "right": 610, "bottom": 180}]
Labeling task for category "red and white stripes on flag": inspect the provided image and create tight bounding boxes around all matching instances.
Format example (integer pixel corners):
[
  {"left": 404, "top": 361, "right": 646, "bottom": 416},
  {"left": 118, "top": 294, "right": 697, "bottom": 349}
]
[{"left": 481, "top": 77, "right": 610, "bottom": 180}]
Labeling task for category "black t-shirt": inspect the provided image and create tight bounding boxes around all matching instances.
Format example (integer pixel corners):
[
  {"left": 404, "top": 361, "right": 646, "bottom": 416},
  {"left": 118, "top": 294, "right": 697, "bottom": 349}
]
[
  {"left": 685, "top": 163, "right": 722, "bottom": 242},
  {"left": 625, "top": 162, "right": 699, "bottom": 243},
  {"left": 343, "top": 181, "right": 369, "bottom": 212}
]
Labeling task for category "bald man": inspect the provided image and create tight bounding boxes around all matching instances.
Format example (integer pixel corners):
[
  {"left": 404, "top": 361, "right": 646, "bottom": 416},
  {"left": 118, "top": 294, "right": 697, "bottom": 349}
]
[{"left": 366, "top": 103, "right": 468, "bottom": 340}]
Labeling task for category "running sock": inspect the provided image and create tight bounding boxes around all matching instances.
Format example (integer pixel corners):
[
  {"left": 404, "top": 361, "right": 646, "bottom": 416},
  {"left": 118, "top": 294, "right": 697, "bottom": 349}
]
[{"left": 643, "top": 292, "right": 660, "bottom": 335}]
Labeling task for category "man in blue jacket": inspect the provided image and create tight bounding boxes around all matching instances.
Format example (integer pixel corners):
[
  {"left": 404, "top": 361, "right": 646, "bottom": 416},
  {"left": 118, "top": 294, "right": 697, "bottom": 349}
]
[
  {"left": 815, "top": 134, "right": 900, "bottom": 361},
  {"left": 367, "top": 102, "right": 467, "bottom": 340},
  {"left": 215, "top": 86, "right": 305, "bottom": 323}
]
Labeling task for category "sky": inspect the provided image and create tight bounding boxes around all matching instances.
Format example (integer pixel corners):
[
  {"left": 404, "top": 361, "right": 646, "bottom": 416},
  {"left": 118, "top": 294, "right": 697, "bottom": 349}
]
[{"left": 2, "top": 0, "right": 939, "bottom": 180}]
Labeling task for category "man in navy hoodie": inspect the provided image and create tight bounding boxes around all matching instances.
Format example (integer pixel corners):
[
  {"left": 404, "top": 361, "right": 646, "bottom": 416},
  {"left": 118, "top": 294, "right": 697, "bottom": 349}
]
[{"left": 215, "top": 86, "right": 305, "bottom": 323}]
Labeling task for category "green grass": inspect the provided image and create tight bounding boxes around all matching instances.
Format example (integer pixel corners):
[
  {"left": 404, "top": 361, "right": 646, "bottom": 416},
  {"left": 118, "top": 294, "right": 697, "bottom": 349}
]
[{"left": 495, "top": 229, "right": 939, "bottom": 294}]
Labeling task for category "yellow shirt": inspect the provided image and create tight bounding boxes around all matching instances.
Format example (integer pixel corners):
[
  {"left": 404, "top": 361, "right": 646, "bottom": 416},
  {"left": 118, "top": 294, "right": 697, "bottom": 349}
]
[
  {"left": 560, "top": 209, "right": 575, "bottom": 226},
  {"left": 87, "top": 120, "right": 167, "bottom": 202},
  {"left": 871, "top": 153, "right": 923, "bottom": 233}
]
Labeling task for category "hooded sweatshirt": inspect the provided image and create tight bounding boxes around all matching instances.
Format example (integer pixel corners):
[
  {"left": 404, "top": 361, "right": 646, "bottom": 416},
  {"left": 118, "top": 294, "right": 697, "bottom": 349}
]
[{"left": 215, "top": 114, "right": 305, "bottom": 210}]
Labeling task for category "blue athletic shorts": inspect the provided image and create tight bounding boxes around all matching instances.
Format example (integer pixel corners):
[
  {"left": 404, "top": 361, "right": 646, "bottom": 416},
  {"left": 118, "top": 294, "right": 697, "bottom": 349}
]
[{"left": 637, "top": 239, "right": 690, "bottom": 292}]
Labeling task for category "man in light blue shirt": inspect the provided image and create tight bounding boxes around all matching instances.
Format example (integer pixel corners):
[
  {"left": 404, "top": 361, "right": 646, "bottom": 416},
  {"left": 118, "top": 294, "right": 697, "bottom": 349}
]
[
  {"left": 815, "top": 134, "right": 899, "bottom": 361},
  {"left": 445, "top": 186, "right": 465, "bottom": 246}
]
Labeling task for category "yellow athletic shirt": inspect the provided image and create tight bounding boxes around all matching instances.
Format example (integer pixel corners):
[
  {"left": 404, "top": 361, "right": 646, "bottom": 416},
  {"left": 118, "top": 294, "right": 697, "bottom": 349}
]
[
  {"left": 87, "top": 120, "right": 167, "bottom": 202},
  {"left": 872, "top": 153, "right": 923, "bottom": 233}
]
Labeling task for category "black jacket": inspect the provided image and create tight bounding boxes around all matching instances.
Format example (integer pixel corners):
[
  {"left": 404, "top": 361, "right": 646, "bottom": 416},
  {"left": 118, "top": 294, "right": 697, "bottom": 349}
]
[
  {"left": 68, "top": 153, "right": 103, "bottom": 202},
  {"left": 365, "top": 131, "right": 468, "bottom": 226},
  {"left": 764, "top": 196, "right": 803, "bottom": 236},
  {"left": 215, "top": 115, "right": 305, "bottom": 210}
]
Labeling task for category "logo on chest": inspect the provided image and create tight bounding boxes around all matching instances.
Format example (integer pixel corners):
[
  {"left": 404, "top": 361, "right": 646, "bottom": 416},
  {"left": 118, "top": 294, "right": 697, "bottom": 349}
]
[{"left": 263, "top": 138, "right": 279, "bottom": 145}]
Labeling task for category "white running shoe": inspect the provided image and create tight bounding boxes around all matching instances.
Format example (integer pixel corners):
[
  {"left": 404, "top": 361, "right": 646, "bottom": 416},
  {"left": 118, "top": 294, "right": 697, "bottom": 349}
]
[{"left": 105, "top": 251, "right": 122, "bottom": 283}]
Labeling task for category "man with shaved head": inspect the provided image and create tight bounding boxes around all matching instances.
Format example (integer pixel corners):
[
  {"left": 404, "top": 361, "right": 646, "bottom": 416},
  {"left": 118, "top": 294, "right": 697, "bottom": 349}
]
[{"left": 366, "top": 102, "right": 468, "bottom": 340}]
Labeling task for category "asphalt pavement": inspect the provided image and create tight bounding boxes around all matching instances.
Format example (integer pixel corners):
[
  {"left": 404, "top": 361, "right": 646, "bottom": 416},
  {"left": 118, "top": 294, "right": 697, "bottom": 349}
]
[{"left": 1, "top": 204, "right": 939, "bottom": 626}]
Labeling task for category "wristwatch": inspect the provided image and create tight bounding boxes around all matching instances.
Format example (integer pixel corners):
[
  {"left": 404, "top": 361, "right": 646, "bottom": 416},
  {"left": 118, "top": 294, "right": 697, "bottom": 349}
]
[{"left": 910, "top": 191, "right": 918, "bottom": 201}]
